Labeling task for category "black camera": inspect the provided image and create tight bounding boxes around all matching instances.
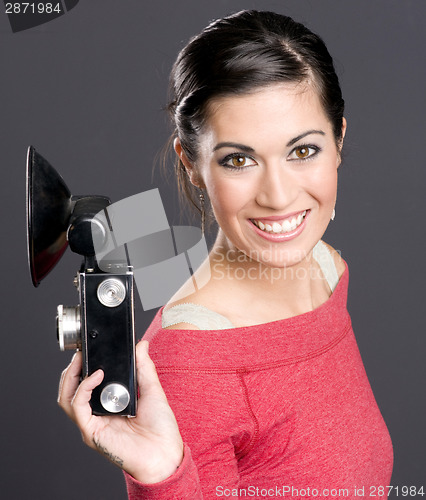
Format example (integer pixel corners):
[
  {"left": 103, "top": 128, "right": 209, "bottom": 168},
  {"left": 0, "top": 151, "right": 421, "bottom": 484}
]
[{"left": 26, "top": 146, "right": 137, "bottom": 416}]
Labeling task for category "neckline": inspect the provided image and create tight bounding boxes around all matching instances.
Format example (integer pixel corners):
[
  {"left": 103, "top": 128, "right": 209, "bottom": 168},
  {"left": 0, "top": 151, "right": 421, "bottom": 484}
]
[
  {"left": 149, "top": 261, "right": 350, "bottom": 370},
  {"left": 159, "top": 260, "right": 348, "bottom": 332}
]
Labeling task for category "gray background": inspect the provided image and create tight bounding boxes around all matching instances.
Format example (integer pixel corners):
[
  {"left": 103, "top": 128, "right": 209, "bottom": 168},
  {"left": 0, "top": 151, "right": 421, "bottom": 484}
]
[{"left": 1, "top": 0, "right": 424, "bottom": 498}]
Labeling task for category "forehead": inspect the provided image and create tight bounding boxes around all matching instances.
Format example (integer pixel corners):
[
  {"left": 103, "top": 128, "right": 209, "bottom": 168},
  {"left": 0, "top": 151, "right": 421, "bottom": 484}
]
[{"left": 202, "top": 83, "right": 331, "bottom": 144}]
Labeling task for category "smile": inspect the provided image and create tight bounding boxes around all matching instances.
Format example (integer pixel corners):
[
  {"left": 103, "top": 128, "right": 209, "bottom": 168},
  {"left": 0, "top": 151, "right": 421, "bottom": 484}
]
[{"left": 251, "top": 210, "right": 307, "bottom": 235}]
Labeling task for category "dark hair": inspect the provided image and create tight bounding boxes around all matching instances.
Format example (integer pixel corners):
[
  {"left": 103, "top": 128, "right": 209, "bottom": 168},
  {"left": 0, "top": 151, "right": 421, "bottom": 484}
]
[{"left": 167, "top": 9, "right": 345, "bottom": 215}]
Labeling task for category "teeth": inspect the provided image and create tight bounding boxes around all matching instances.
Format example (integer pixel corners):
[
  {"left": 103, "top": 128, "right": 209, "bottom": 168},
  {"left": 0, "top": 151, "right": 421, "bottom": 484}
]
[
  {"left": 253, "top": 210, "right": 307, "bottom": 235},
  {"left": 272, "top": 222, "right": 281, "bottom": 233},
  {"left": 282, "top": 219, "right": 291, "bottom": 232}
]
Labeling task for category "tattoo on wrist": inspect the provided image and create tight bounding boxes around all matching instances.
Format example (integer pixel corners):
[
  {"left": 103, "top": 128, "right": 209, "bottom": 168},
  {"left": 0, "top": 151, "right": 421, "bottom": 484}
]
[{"left": 93, "top": 438, "right": 124, "bottom": 468}]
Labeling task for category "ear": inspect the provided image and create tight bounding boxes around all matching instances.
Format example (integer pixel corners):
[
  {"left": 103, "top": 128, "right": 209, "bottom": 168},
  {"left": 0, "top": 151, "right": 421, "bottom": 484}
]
[
  {"left": 341, "top": 117, "right": 347, "bottom": 143},
  {"left": 173, "top": 137, "right": 204, "bottom": 188},
  {"left": 337, "top": 117, "right": 347, "bottom": 167}
]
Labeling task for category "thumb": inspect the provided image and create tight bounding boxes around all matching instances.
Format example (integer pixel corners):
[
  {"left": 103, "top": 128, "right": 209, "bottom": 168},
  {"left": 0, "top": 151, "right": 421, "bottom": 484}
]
[{"left": 135, "top": 340, "right": 166, "bottom": 399}]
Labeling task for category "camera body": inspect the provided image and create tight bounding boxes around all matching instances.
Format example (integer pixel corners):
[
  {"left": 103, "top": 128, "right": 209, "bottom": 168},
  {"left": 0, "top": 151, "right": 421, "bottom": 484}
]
[
  {"left": 26, "top": 145, "right": 137, "bottom": 416},
  {"left": 58, "top": 266, "right": 136, "bottom": 415},
  {"left": 27, "top": 145, "right": 211, "bottom": 417}
]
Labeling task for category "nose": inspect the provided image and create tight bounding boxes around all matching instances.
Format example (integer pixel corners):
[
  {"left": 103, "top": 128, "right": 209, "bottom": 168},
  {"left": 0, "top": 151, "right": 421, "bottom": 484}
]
[{"left": 255, "top": 164, "right": 298, "bottom": 210}]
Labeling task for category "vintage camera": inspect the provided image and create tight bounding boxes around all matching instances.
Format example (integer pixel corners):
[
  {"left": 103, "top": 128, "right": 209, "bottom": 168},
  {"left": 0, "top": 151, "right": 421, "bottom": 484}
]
[{"left": 26, "top": 146, "right": 137, "bottom": 416}]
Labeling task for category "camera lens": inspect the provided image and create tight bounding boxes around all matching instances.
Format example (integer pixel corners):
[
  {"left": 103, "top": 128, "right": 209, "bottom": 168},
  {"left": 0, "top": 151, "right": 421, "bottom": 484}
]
[{"left": 56, "top": 305, "right": 81, "bottom": 351}]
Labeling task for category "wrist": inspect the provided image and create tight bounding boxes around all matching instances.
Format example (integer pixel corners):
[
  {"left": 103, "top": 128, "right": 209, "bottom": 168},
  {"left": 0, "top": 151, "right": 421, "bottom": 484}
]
[{"left": 130, "top": 443, "right": 184, "bottom": 484}]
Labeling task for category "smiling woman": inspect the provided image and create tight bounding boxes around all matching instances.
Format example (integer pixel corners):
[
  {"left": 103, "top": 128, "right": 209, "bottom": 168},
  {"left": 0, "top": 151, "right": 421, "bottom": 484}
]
[{"left": 57, "top": 10, "right": 393, "bottom": 499}]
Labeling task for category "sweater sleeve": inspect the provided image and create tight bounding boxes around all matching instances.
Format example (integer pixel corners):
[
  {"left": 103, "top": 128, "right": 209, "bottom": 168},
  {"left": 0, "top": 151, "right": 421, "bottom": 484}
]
[{"left": 124, "top": 444, "right": 203, "bottom": 499}]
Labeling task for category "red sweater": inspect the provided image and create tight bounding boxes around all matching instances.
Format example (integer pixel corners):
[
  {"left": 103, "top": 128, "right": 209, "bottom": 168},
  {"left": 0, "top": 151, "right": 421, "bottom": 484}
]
[{"left": 125, "top": 263, "right": 393, "bottom": 499}]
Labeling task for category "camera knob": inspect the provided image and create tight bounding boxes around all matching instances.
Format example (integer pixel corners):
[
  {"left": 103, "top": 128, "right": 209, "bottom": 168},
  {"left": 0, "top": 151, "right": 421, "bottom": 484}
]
[
  {"left": 97, "top": 278, "right": 126, "bottom": 307},
  {"left": 100, "top": 383, "right": 130, "bottom": 413},
  {"left": 57, "top": 305, "right": 81, "bottom": 351}
]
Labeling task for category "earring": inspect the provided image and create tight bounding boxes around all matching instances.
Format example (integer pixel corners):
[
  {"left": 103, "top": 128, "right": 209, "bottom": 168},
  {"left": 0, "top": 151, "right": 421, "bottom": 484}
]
[
  {"left": 331, "top": 208, "right": 336, "bottom": 221},
  {"left": 199, "top": 189, "right": 205, "bottom": 235}
]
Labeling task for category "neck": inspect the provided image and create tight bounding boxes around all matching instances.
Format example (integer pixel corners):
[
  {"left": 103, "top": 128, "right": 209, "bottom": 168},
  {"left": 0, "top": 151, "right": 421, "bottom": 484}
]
[{"left": 209, "top": 230, "right": 322, "bottom": 315}]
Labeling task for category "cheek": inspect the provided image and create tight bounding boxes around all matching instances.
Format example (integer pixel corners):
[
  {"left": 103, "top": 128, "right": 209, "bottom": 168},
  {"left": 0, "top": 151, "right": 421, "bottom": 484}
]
[
  {"left": 307, "top": 164, "right": 338, "bottom": 203},
  {"left": 207, "top": 177, "right": 249, "bottom": 221}
]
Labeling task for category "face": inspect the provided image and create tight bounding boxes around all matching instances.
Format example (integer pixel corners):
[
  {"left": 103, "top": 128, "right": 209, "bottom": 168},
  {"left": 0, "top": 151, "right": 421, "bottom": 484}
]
[{"left": 178, "top": 83, "right": 346, "bottom": 268}]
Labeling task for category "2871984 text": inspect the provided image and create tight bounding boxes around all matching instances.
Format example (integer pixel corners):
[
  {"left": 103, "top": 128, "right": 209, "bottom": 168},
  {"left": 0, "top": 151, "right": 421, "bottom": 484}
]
[{"left": 5, "top": 3, "right": 62, "bottom": 14}]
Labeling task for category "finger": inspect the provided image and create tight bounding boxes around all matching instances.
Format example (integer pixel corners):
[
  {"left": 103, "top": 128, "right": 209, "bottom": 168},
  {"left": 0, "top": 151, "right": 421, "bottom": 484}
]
[
  {"left": 71, "top": 369, "right": 104, "bottom": 429},
  {"left": 58, "top": 351, "right": 82, "bottom": 413},
  {"left": 135, "top": 340, "right": 167, "bottom": 399},
  {"left": 58, "top": 351, "right": 79, "bottom": 397}
]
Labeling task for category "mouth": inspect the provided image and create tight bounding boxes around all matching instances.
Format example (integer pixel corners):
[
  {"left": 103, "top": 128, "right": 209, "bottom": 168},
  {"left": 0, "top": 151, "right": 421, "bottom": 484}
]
[{"left": 250, "top": 210, "right": 308, "bottom": 235}]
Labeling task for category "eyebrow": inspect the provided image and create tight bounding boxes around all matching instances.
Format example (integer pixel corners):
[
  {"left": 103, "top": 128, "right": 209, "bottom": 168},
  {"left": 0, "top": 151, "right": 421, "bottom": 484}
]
[
  {"left": 286, "top": 130, "right": 325, "bottom": 147},
  {"left": 212, "top": 130, "right": 326, "bottom": 153},
  {"left": 212, "top": 142, "right": 255, "bottom": 153}
]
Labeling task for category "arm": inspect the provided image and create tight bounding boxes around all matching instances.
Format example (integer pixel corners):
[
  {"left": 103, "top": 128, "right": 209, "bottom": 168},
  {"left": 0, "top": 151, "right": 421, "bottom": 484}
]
[
  {"left": 58, "top": 341, "right": 184, "bottom": 484},
  {"left": 124, "top": 355, "right": 248, "bottom": 498},
  {"left": 58, "top": 340, "right": 243, "bottom": 499}
]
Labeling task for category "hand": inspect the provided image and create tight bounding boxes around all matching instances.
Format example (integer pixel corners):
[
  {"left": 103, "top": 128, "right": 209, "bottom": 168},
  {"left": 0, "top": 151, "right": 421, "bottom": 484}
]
[{"left": 58, "top": 340, "right": 184, "bottom": 484}]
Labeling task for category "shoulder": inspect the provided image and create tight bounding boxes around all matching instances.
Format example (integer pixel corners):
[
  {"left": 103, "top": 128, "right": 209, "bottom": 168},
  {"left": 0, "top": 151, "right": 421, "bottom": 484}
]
[
  {"left": 321, "top": 241, "right": 346, "bottom": 278},
  {"left": 162, "top": 269, "right": 222, "bottom": 330},
  {"left": 161, "top": 257, "right": 218, "bottom": 331}
]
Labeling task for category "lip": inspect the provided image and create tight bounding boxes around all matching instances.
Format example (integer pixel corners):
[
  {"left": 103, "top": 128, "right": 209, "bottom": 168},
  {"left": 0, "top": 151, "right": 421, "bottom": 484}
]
[
  {"left": 251, "top": 210, "right": 307, "bottom": 224},
  {"left": 249, "top": 209, "right": 310, "bottom": 242}
]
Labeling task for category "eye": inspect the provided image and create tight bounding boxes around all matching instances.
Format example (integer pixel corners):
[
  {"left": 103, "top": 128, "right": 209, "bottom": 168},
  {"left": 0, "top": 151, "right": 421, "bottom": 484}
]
[
  {"left": 288, "top": 144, "right": 321, "bottom": 161},
  {"left": 219, "top": 153, "right": 257, "bottom": 170}
]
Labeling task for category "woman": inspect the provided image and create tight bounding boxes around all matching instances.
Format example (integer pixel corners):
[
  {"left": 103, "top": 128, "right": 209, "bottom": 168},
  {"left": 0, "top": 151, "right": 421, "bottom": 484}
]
[{"left": 58, "top": 10, "right": 393, "bottom": 498}]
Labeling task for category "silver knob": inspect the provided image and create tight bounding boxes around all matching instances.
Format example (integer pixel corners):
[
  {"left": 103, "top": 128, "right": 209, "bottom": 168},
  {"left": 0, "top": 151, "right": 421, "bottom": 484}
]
[
  {"left": 100, "top": 383, "right": 130, "bottom": 413},
  {"left": 97, "top": 278, "right": 126, "bottom": 307}
]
